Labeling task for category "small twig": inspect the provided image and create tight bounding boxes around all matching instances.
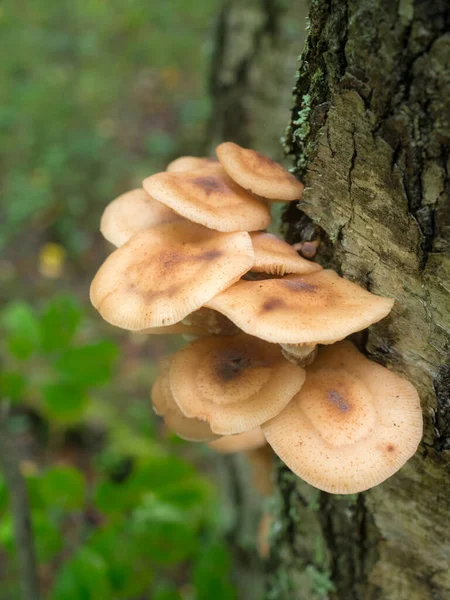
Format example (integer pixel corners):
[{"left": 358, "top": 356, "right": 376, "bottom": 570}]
[{"left": 0, "top": 400, "right": 40, "bottom": 600}]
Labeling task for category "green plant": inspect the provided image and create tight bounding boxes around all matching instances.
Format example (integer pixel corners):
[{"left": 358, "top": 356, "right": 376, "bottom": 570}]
[{"left": 0, "top": 295, "right": 235, "bottom": 598}]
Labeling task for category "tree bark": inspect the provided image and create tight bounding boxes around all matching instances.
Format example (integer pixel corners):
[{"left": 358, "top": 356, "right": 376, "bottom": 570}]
[{"left": 211, "top": 1, "right": 450, "bottom": 599}]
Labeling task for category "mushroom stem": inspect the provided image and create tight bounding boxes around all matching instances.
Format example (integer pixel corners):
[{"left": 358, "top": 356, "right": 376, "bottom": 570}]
[
  {"left": 245, "top": 446, "right": 274, "bottom": 496},
  {"left": 280, "top": 343, "right": 318, "bottom": 366}
]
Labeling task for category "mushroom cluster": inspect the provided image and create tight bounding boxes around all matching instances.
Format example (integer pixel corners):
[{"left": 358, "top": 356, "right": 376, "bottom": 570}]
[{"left": 90, "top": 142, "right": 422, "bottom": 495}]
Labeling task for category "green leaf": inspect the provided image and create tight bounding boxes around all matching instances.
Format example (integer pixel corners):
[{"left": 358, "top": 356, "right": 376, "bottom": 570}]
[
  {"left": 39, "top": 466, "right": 85, "bottom": 511},
  {"left": 93, "top": 480, "right": 135, "bottom": 516},
  {"left": 89, "top": 526, "right": 153, "bottom": 596},
  {"left": 41, "top": 381, "right": 88, "bottom": 422},
  {"left": 0, "top": 516, "right": 14, "bottom": 554},
  {"left": 2, "top": 302, "right": 40, "bottom": 360},
  {"left": 32, "top": 513, "right": 63, "bottom": 563},
  {"left": 0, "top": 371, "right": 25, "bottom": 403},
  {"left": 0, "top": 473, "right": 8, "bottom": 513},
  {"left": 193, "top": 542, "right": 236, "bottom": 600},
  {"left": 54, "top": 341, "right": 119, "bottom": 387},
  {"left": 51, "top": 548, "right": 112, "bottom": 600},
  {"left": 157, "top": 477, "right": 213, "bottom": 511},
  {"left": 26, "top": 474, "right": 46, "bottom": 511},
  {"left": 153, "top": 585, "right": 182, "bottom": 600},
  {"left": 40, "top": 295, "right": 82, "bottom": 353},
  {"left": 129, "top": 498, "right": 197, "bottom": 565},
  {"left": 127, "top": 456, "right": 196, "bottom": 496}
]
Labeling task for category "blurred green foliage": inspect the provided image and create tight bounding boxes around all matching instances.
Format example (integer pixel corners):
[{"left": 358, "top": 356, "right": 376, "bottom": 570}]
[
  {"left": 0, "top": 296, "right": 235, "bottom": 599},
  {"left": 0, "top": 0, "right": 218, "bottom": 257},
  {"left": 0, "top": 0, "right": 240, "bottom": 597}
]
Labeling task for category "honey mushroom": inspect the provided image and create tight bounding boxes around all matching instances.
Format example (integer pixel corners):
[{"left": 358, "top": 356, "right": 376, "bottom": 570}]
[
  {"left": 142, "top": 163, "right": 271, "bottom": 232},
  {"left": 166, "top": 156, "right": 219, "bottom": 172},
  {"left": 100, "top": 188, "right": 181, "bottom": 248},
  {"left": 206, "top": 270, "right": 394, "bottom": 364},
  {"left": 89, "top": 141, "right": 423, "bottom": 496},
  {"left": 151, "top": 364, "right": 219, "bottom": 442},
  {"left": 90, "top": 220, "right": 254, "bottom": 331},
  {"left": 216, "top": 141, "right": 304, "bottom": 201},
  {"left": 262, "top": 341, "right": 423, "bottom": 494},
  {"left": 250, "top": 232, "right": 322, "bottom": 276},
  {"left": 168, "top": 334, "right": 306, "bottom": 435},
  {"left": 208, "top": 428, "right": 267, "bottom": 453}
]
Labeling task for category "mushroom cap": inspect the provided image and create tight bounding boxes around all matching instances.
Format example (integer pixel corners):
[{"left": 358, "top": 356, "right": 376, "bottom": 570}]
[
  {"left": 262, "top": 341, "right": 423, "bottom": 494},
  {"left": 208, "top": 428, "right": 267, "bottom": 453},
  {"left": 90, "top": 221, "right": 254, "bottom": 330},
  {"left": 100, "top": 188, "right": 180, "bottom": 247},
  {"left": 206, "top": 270, "right": 395, "bottom": 344},
  {"left": 216, "top": 142, "right": 304, "bottom": 201},
  {"left": 166, "top": 156, "right": 219, "bottom": 172},
  {"left": 142, "top": 165, "right": 271, "bottom": 232},
  {"left": 169, "top": 334, "right": 306, "bottom": 435},
  {"left": 250, "top": 232, "right": 322, "bottom": 276},
  {"left": 152, "top": 368, "right": 219, "bottom": 442},
  {"left": 137, "top": 323, "right": 208, "bottom": 336}
]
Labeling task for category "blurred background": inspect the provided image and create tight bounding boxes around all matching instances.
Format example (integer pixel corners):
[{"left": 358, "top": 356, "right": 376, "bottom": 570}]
[{"left": 0, "top": 1, "right": 242, "bottom": 598}]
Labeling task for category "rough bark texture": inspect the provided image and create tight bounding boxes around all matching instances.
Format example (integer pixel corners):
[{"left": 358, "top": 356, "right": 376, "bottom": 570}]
[{"left": 211, "top": 1, "right": 450, "bottom": 599}]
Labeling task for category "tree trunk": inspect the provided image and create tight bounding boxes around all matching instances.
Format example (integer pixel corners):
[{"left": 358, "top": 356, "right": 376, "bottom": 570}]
[{"left": 211, "top": 1, "right": 450, "bottom": 599}]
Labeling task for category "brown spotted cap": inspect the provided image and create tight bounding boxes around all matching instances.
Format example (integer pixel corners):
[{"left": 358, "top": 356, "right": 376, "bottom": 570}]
[
  {"left": 142, "top": 165, "right": 271, "bottom": 232},
  {"left": 206, "top": 270, "right": 394, "bottom": 344},
  {"left": 208, "top": 428, "right": 267, "bottom": 453},
  {"left": 216, "top": 142, "right": 304, "bottom": 201},
  {"left": 90, "top": 221, "right": 254, "bottom": 330},
  {"left": 166, "top": 156, "right": 219, "bottom": 172},
  {"left": 250, "top": 232, "right": 322, "bottom": 276},
  {"left": 152, "top": 367, "right": 218, "bottom": 442},
  {"left": 100, "top": 189, "right": 180, "bottom": 247},
  {"left": 262, "top": 341, "right": 423, "bottom": 494},
  {"left": 169, "top": 334, "right": 305, "bottom": 435}
]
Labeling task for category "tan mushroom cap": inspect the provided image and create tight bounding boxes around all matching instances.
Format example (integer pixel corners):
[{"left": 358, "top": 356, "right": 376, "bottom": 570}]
[
  {"left": 137, "top": 323, "right": 207, "bottom": 336},
  {"left": 206, "top": 270, "right": 394, "bottom": 344},
  {"left": 166, "top": 156, "right": 219, "bottom": 172},
  {"left": 250, "top": 232, "right": 322, "bottom": 276},
  {"left": 208, "top": 428, "right": 267, "bottom": 453},
  {"left": 169, "top": 334, "right": 306, "bottom": 435},
  {"left": 262, "top": 341, "right": 423, "bottom": 494},
  {"left": 90, "top": 221, "right": 254, "bottom": 331},
  {"left": 100, "top": 189, "right": 180, "bottom": 247},
  {"left": 142, "top": 165, "right": 271, "bottom": 232},
  {"left": 152, "top": 368, "right": 218, "bottom": 442},
  {"left": 216, "top": 142, "right": 304, "bottom": 201}
]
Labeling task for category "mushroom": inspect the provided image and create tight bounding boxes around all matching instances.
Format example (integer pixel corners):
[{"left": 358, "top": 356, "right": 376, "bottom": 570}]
[
  {"left": 216, "top": 142, "right": 304, "bottom": 201},
  {"left": 169, "top": 334, "right": 306, "bottom": 435},
  {"left": 206, "top": 270, "right": 394, "bottom": 363},
  {"left": 208, "top": 427, "right": 267, "bottom": 453},
  {"left": 142, "top": 164, "right": 271, "bottom": 232},
  {"left": 258, "top": 512, "right": 273, "bottom": 559},
  {"left": 137, "top": 323, "right": 208, "bottom": 336},
  {"left": 151, "top": 366, "right": 219, "bottom": 442},
  {"left": 90, "top": 221, "right": 254, "bottom": 331},
  {"left": 250, "top": 232, "right": 322, "bottom": 276},
  {"left": 262, "top": 341, "right": 423, "bottom": 494},
  {"left": 166, "top": 156, "right": 219, "bottom": 172},
  {"left": 100, "top": 188, "right": 180, "bottom": 247},
  {"left": 245, "top": 445, "right": 274, "bottom": 496}
]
